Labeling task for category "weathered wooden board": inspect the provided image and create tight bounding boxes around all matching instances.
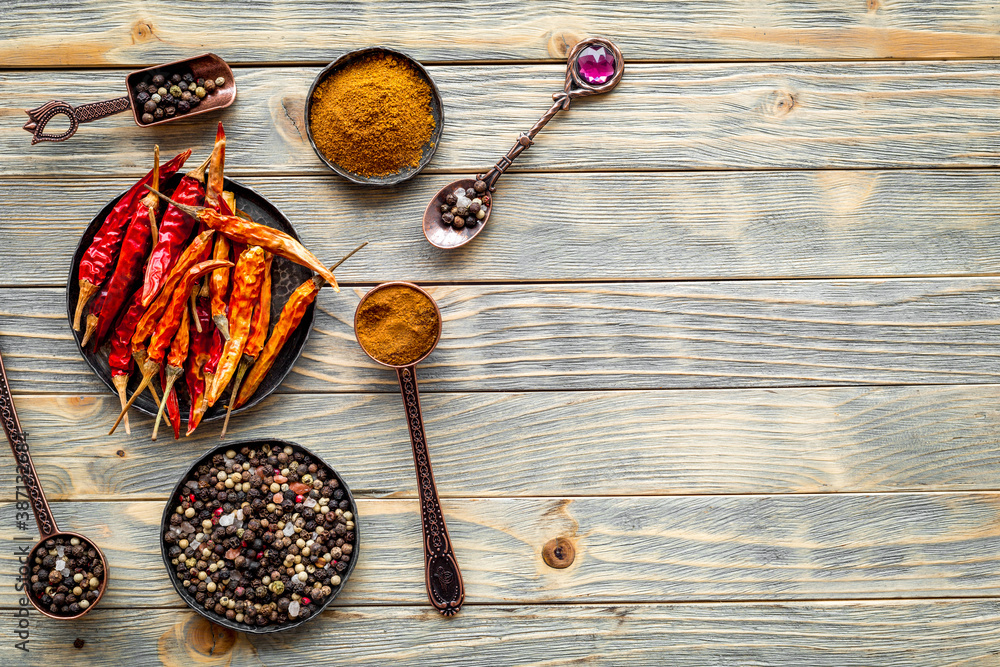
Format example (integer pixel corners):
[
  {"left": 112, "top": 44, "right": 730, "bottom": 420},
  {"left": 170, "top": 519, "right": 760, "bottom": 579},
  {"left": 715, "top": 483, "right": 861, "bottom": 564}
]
[
  {"left": 4, "top": 169, "right": 1000, "bottom": 287},
  {"left": 5, "top": 494, "right": 1000, "bottom": 607},
  {"left": 3, "top": 279, "right": 1000, "bottom": 394},
  {"left": 4, "top": 62, "right": 1000, "bottom": 177},
  {"left": 3, "top": 0, "right": 1000, "bottom": 66},
  {"left": 3, "top": 600, "right": 999, "bottom": 666},
  {"left": 6, "top": 384, "right": 1000, "bottom": 500}
]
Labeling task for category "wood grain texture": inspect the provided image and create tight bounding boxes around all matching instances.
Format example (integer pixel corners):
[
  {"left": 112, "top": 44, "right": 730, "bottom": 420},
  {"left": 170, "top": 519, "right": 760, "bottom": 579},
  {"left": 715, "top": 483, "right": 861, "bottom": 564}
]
[
  {"left": 2, "top": 0, "right": 1000, "bottom": 66},
  {"left": 4, "top": 169, "right": 1000, "bottom": 287},
  {"left": 5, "top": 494, "right": 1000, "bottom": 607},
  {"left": 3, "top": 279, "right": 1000, "bottom": 394},
  {"left": 4, "top": 62, "right": 1000, "bottom": 177},
  {"left": 6, "top": 385, "right": 1000, "bottom": 500},
  {"left": 2, "top": 601, "right": 999, "bottom": 666}
]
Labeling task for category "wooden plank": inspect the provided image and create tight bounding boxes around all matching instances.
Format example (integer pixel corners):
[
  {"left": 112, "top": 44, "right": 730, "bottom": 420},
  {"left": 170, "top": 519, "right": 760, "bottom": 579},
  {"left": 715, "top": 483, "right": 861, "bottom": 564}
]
[
  {"left": 4, "top": 279, "right": 1000, "bottom": 394},
  {"left": 7, "top": 385, "right": 1000, "bottom": 500},
  {"left": 5, "top": 169, "right": 1000, "bottom": 287},
  {"left": 5, "top": 494, "right": 1000, "bottom": 607},
  {"left": 4, "top": 62, "right": 1000, "bottom": 177},
  {"left": 3, "top": 601, "right": 999, "bottom": 666},
  {"left": 3, "top": 1, "right": 1000, "bottom": 66}
]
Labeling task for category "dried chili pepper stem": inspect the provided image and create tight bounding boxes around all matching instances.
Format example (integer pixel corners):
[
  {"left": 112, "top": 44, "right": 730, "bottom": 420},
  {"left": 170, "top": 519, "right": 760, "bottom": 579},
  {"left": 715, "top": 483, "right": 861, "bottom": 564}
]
[
  {"left": 110, "top": 357, "right": 159, "bottom": 435},
  {"left": 144, "top": 188, "right": 341, "bottom": 290},
  {"left": 152, "top": 365, "right": 183, "bottom": 441},
  {"left": 111, "top": 374, "right": 132, "bottom": 435},
  {"left": 220, "top": 354, "right": 251, "bottom": 439}
]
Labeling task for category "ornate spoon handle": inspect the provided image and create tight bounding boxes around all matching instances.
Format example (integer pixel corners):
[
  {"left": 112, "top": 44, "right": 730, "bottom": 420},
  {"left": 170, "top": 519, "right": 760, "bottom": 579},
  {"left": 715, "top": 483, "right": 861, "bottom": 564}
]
[
  {"left": 396, "top": 366, "right": 464, "bottom": 616},
  {"left": 479, "top": 37, "right": 624, "bottom": 191},
  {"left": 23, "top": 97, "right": 131, "bottom": 144},
  {"left": 0, "top": 348, "right": 58, "bottom": 538}
]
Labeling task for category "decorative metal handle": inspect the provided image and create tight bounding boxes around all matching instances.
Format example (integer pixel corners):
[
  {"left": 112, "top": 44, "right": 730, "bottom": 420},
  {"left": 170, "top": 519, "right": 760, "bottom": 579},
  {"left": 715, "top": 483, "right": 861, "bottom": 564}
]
[
  {"left": 396, "top": 366, "right": 464, "bottom": 616},
  {"left": 0, "top": 348, "right": 58, "bottom": 539},
  {"left": 481, "top": 37, "right": 624, "bottom": 192},
  {"left": 23, "top": 97, "right": 131, "bottom": 144}
]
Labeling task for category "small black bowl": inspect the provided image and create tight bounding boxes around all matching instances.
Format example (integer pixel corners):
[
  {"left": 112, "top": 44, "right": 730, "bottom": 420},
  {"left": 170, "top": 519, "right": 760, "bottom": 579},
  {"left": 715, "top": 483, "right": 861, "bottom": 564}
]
[
  {"left": 305, "top": 46, "right": 445, "bottom": 186},
  {"left": 160, "top": 439, "right": 359, "bottom": 634},
  {"left": 66, "top": 176, "right": 315, "bottom": 424}
]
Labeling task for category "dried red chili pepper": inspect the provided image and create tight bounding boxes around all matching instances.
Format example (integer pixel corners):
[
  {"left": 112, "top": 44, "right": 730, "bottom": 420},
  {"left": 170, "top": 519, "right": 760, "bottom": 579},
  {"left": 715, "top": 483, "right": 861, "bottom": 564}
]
[
  {"left": 153, "top": 306, "right": 190, "bottom": 440},
  {"left": 140, "top": 151, "right": 213, "bottom": 307},
  {"left": 91, "top": 145, "right": 163, "bottom": 348},
  {"left": 207, "top": 246, "right": 266, "bottom": 411},
  {"left": 204, "top": 123, "right": 234, "bottom": 339},
  {"left": 221, "top": 252, "right": 272, "bottom": 437},
  {"left": 201, "top": 329, "right": 224, "bottom": 417},
  {"left": 185, "top": 299, "right": 214, "bottom": 436},
  {"left": 72, "top": 149, "right": 191, "bottom": 331},
  {"left": 234, "top": 242, "right": 366, "bottom": 408},
  {"left": 132, "top": 230, "right": 215, "bottom": 352},
  {"left": 80, "top": 279, "right": 110, "bottom": 349},
  {"left": 109, "top": 258, "right": 232, "bottom": 435},
  {"left": 145, "top": 191, "right": 341, "bottom": 290},
  {"left": 108, "top": 289, "right": 159, "bottom": 435}
]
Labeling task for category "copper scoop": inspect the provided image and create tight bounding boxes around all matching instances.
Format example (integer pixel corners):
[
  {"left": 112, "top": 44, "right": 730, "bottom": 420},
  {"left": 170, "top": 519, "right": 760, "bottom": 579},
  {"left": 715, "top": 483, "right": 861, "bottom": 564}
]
[
  {"left": 0, "top": 347, "right": 109, "bottom": 619},
  {"left": 354, "top": 282, "right": 464, "bottom": 616},
  {"left": 23, "top": 53, "right": 235, "bottom": 144},
  {"left": 423, "top": 38, "right": 624, "bottom": 249}
]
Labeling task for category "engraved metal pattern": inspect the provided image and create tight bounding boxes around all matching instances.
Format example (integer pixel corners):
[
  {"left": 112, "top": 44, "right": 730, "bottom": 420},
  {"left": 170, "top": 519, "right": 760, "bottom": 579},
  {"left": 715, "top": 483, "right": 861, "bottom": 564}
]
[
  {"left": 397, "top": 366, "right": 465, "bottom": 616},
  {"left": 0, "top": 349, "right": 57, "bottom": 538},
  {"left": 23, "top": 96, "right": 130, "bottom": 144}
]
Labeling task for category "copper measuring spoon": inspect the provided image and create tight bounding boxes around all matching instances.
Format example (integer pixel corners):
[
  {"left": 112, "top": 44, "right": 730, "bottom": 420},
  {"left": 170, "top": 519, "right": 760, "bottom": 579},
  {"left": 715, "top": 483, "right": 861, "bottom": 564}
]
[
  {"left": 423, "top": 37, "right": 624, "bottom": 249},
  {"left": 0, "top": 347, "right": 109, "bottom": 619},
  {"left": 23, "top": 53, "right": 235, "bottom": 144},
  {"left": 354, "top": 282, "right": 464, "bottom": 616}
]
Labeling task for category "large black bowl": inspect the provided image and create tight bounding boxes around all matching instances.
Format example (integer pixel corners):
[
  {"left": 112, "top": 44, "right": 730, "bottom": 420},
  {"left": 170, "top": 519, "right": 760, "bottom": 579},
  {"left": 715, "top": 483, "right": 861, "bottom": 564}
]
[
  {"left": 66, "top": 175, "right": 315, "bottom": 424},
  {"left": 160, "top": 439, "right": 360, "bottom": 634}
]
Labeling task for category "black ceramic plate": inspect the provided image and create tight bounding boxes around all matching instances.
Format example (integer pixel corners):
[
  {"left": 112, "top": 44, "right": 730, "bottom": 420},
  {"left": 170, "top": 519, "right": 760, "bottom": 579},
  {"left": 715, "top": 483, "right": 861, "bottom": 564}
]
[
  {"left": 160, "top": 440, "right": 359, "bottom": 634},
  {"left": 305, "top": 46, "right": 445, "bottom": 186},
  {"left": 66, "top": 175, "right": 315, "bottom": 424}
]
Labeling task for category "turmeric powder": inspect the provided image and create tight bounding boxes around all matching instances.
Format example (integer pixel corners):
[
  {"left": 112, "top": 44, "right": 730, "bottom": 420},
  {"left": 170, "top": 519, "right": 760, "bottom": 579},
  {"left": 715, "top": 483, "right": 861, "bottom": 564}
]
[{"left": 309, "top": 53, "right": 436, "bottom": 177}]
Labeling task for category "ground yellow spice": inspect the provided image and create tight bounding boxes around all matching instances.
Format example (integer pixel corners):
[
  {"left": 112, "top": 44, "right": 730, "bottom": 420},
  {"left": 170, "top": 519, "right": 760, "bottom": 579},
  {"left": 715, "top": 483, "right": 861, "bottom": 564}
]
[
  {"left": 356, "top": 284, "right": 439, "bottom": 366},
  {"left": 309, "top": 53, "right": 436, "bottom": 177}
]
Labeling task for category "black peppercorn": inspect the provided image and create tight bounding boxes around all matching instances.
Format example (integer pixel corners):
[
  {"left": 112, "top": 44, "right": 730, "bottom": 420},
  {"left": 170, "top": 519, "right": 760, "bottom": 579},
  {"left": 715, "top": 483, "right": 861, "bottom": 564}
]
[
  {"left": 136, "top": 91, "right": 150, "bottom": 103},
  {"left": 177, "top": 100, "right": 190, "bottom": 113},
  {"left": 141, "top": 112, "right": 154, "bottom": 124},
  {"left": 474, "top": 180, "right": 487, "bottom": 193},
  {"left": 452, "top": 216, "right": 465, "bottom": 230},
  {"left": 171, "top": 73, "right": 182, "bottom": 84},
  {"left": 154, "top": 108, "right": 164, "bottom": 119},
  {"left": 445, "top": 193, "right": 457, "bottom": 206},
  {"left": 465, "top": 188, "right": 476, "bottom": 198},
  {"left": 144, "top": 100, "right": 157, "bottom": 113},
  {"left": 165, "top": 107, "right": 176, "bottom": 117},
  {"left": 152, "top": 74, "right": 165, "bottom": 87},
  {"left": 183, "top": 72, "right": 194, "bottom": 82}
]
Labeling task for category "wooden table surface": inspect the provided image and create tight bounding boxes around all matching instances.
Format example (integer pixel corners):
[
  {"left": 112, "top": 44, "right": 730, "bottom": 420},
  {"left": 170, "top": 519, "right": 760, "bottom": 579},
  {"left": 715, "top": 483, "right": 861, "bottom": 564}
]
[{"left": 2, "top": 2, "right": 1000, "bottom": 665}]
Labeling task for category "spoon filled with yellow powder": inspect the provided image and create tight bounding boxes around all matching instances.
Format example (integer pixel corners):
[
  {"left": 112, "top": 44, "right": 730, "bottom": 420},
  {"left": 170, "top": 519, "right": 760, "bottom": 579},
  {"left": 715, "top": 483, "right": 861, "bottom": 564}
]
[{"left": 306, "top": 48, "right": 444, "bottom": 185}]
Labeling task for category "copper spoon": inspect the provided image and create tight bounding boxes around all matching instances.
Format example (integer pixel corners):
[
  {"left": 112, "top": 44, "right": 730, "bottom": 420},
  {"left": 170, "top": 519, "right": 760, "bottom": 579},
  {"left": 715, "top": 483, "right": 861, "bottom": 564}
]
[
  {"left": 353, "top": 282, "right": 464, "bottom": 616},
  {"left": 23, "top": 53, "right": 235, "bottom": 145},
  {"left": 423, "top": 38, "right": 624, "bottom": 249},
  {"left": 0, "top": 347, "right": 109, "bottom": 619}
]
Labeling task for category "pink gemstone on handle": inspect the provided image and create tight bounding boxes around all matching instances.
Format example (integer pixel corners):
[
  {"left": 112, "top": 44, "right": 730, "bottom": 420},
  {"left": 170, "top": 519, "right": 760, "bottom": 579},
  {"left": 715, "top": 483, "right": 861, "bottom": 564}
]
[{"left": 576, "top": 44, "right": 615, "bottom": 85}]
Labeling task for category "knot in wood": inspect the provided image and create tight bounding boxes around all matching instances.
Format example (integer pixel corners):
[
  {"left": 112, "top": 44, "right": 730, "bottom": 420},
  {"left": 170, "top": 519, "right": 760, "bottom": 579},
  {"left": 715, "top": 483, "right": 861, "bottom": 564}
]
[{"left": 542, "top": 536, "right": 575, "bottom": 569}]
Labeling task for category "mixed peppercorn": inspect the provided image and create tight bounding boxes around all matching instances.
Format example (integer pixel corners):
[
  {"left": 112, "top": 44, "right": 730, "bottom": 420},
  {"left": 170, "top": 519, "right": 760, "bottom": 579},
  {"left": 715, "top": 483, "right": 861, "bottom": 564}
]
[
  {"left": 28, "top": 536, "right": 105, "bottom": 617},
  {"left": 132, "top": 70, "right": 227, "bottom": 125},
  {"left": 439, "top": 179, "right": 490, "bottom": 230},
  {"left": 164, "top": 443, "right": 356, "bottom": 628}
]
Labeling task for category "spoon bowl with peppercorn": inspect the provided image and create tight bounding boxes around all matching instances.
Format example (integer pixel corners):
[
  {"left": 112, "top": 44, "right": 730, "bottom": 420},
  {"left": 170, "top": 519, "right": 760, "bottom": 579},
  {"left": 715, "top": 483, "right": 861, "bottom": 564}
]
[
  {"left": 423, "top": 38, "right": 624, "bottom": 249},
  {"left": 23, "top": 53, "right": 236, "bottom": 144}
]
